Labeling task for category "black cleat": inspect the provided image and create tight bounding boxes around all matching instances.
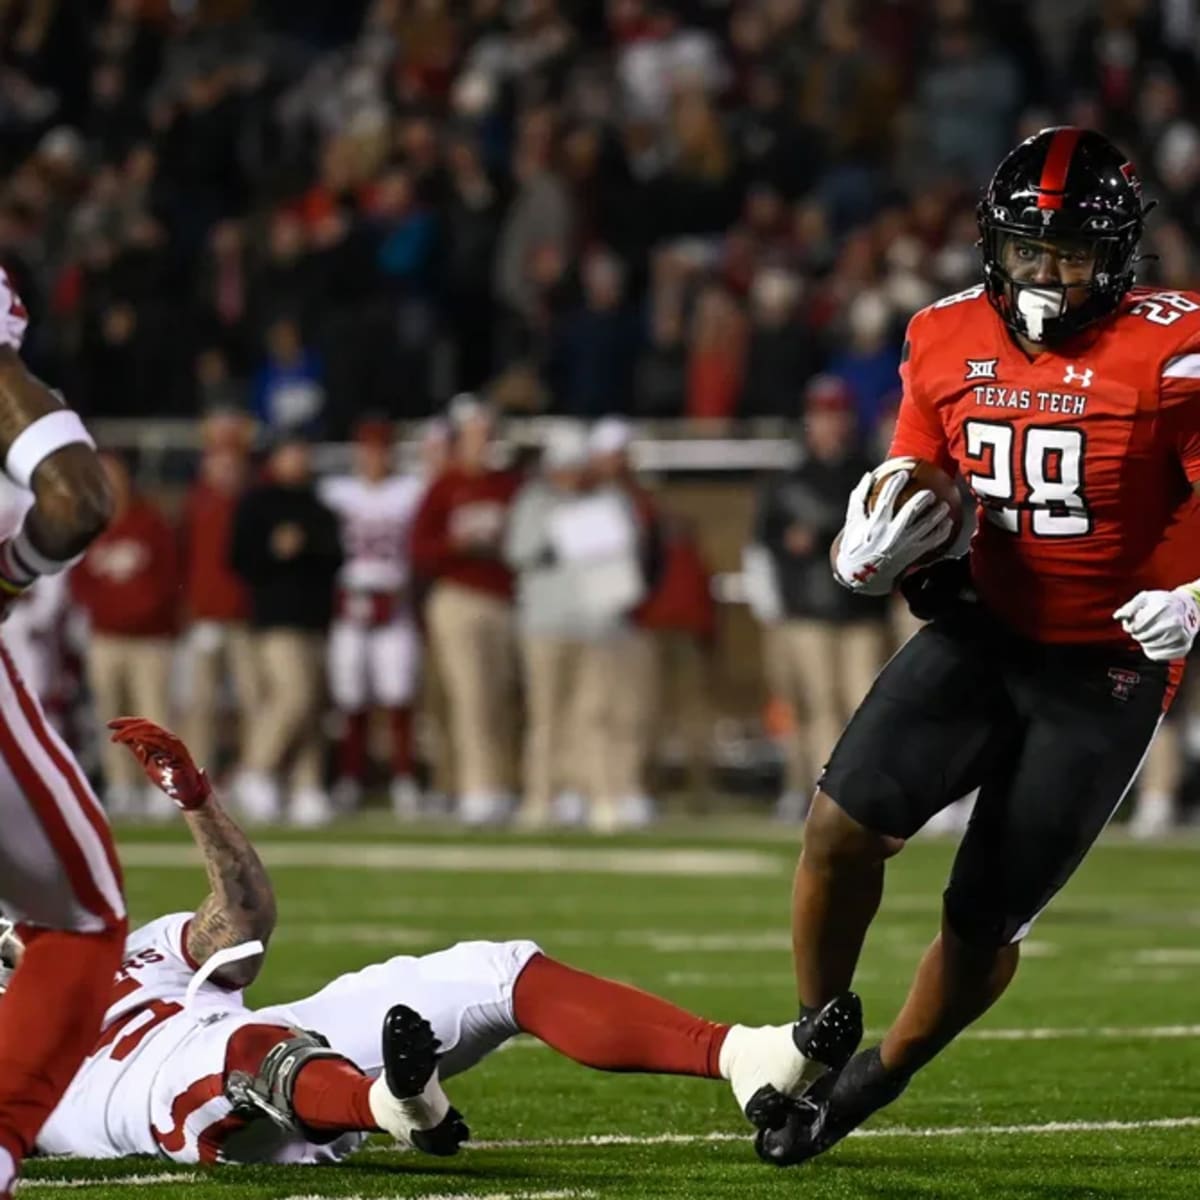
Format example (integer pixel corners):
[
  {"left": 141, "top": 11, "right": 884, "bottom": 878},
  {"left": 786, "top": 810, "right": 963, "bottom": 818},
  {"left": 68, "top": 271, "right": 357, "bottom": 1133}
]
[
  {"left": 743, "top": 992, "right": 863, "bottom": 1135},
  {"left": 379, "top": 1004, "right": 470, "bottom": 1156},
  {"left": 755, "top": 1045, "right": 909, "bottom": 1167}
]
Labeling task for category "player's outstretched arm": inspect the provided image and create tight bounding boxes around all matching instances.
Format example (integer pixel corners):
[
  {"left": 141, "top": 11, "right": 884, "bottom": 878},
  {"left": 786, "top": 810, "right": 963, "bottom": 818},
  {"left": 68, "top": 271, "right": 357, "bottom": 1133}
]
[
  {"left": 0, "top": 347, "right": 111, "bottom": 569},
  {"left": 108, "top": 718, "right": 277, "bottom": 987}
]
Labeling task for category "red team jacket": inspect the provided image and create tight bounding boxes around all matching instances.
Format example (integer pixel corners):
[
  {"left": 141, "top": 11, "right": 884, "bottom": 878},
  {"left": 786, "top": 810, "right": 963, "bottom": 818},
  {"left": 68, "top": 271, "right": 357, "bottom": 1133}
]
[{"left": 890, "top": 284, "right": 1200, "bottom": 649}]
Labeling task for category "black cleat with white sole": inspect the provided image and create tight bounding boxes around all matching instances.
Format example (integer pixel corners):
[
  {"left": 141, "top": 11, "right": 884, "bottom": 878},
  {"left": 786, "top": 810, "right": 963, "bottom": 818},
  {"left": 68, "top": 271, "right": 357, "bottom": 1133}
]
[
  {"left": 743, "top": 991, "right": 863, "bottom": 1136},
  {"left": 381, "top": 1004, "right": 470, "bottom": 1156},
  {"left": 754, "top": 1045, "right": 910, "bottom": 1167}
]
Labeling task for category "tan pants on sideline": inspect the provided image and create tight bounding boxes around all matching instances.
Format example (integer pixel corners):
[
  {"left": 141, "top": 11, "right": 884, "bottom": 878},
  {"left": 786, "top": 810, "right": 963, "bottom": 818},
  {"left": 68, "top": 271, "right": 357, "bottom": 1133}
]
[
  {"left": 183, "top": 622, "right": 259, "bottom": 774},
  {"left": 418, "top": 645, "right": 455, "bottom": 797},
  {"left": 88, "top": 634, "right": 173, "bottom": 791},
  {"left": 519, "top": 634, "right": 586, "bottom": 818},
  {"left": 574, "top": 627, "right": 659, "bottom": 807},
  {"left": 428, "top": 583, "right": 516, "bottom": 797},
  {"left": 243, "top": 630, "right": 325, "bottom": 789},
  {"left": 765, "top": 619, "right": 888, "bottom": 796}
]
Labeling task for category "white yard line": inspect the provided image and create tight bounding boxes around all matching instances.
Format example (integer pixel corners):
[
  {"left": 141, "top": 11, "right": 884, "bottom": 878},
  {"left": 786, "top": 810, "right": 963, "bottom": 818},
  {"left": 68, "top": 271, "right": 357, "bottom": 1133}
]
[
  {"left": 119, "top": 843, "right": 783, "bottom": 878},
  {"left": 358, "top": 1114, "right": 1200, "bottom": 1154},
  {"left": 20, "top": 1172, "right": 198, "bottom": 1190}
]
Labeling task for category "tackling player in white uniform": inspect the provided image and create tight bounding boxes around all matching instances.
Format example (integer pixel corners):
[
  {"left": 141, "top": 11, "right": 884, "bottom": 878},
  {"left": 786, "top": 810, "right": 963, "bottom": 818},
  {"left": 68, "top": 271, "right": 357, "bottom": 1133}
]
[
  {"left": 319, "top": 418, "right": 425, "bottom": 817},
  {"left": 0, "top": 267, "right": 128, "bottom": 1199},
  {"left": 26, "top": 719, "right": 859, "bottom": 1168}
]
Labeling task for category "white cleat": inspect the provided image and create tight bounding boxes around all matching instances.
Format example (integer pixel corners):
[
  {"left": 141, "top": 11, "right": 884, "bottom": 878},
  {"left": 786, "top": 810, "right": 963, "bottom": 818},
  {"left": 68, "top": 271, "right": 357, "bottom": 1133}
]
[
  {"left": 619, "top": 793, "right": 658, "bottom": 828},
  {"left": 720, "top": 993, "right": 864, "bottom": 1130},
  {"left": 458, "top": 792, "right": 510, "bottom": 827}
]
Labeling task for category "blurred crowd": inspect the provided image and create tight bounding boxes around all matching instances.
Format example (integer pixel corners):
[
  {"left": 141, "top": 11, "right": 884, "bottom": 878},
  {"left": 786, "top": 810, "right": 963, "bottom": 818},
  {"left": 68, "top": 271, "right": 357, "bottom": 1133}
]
[
  {"left": 1, "top": 402, "right": 716, "bottom": 830},
  {"left": 0, "top": 0, "right": 1198, "bottom": 448},
  {"left": 1, "top": 386, "right": 1192, "bottom": 835}
]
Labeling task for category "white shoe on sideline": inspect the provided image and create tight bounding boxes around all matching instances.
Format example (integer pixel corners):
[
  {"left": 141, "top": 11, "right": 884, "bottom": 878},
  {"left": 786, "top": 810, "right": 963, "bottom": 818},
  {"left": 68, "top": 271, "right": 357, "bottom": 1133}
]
[
  {"left": 290, "top": 787, "right": 335, "bottom": 828},
  {"left": 774, "top": 791, "right": 810, "bottom": 823},
  {"left": 332, "top": 777, "right": 362, "bottom": 814},
  {"left": 390, "top": 775, "right": 423, "bottom": 819},
  {"left": 552, "top": 790, "right": 588, "bottom": 828},
  {"left": 458, "top": 792, "right": 510, "bottom": 827},
  {"left": 620, "top": 794, "right": 658, "bottom": 828},
  {"left": 1130, "top": 791, "right": 1176, "bottom": 840},
  {"left": 235, "top": 772, "right": 282, "bottom": 824}
]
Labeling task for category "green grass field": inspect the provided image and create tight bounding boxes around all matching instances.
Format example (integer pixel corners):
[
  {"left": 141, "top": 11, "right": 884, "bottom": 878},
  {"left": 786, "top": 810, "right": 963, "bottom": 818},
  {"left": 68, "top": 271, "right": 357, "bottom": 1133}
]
[{"left": 24, "top": 816, "right": 1200, "bottom": 1198}]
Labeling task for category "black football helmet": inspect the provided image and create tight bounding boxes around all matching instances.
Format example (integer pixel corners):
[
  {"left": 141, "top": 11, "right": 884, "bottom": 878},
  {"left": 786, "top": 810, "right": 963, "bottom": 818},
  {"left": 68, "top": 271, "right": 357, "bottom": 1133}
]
[{"left": 977, "top": 127, "right": 1148, "bottom": 344}]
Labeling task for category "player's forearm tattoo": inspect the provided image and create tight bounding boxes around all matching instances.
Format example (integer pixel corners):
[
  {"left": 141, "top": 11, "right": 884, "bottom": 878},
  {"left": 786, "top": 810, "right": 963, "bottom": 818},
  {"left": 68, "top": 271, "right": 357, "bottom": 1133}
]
[
  {"left": 0, "top": 357, "right": 110, "bottom": 558},
  {"left": 184, "top": 801, "right": 277, "bottom": 983}
]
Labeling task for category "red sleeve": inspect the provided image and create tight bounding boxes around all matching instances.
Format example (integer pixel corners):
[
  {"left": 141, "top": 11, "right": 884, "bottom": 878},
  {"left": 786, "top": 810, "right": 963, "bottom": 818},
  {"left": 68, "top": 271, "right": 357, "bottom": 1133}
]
[
  {"left": 1161, "top": 355, "right": 1200, "bottom": 483},
  {"left": 887, "top": 320, "right": 955, "bottom": 475},
  {"left": 409, "top": 476, "right": 451, "bottom": 578}
]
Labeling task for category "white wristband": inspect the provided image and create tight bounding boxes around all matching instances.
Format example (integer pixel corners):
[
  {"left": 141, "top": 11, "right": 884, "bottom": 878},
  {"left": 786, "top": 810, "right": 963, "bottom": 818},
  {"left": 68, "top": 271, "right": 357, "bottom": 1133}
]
[{"left": 5, "top": 410, "right": 94, "bottom": 490}]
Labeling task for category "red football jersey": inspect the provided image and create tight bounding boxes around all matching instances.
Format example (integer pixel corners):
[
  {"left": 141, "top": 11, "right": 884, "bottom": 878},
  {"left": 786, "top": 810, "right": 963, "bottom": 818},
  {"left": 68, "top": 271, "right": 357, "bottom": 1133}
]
[{"left": 890, "top": 284, "right": 1200, "bottom": 644}]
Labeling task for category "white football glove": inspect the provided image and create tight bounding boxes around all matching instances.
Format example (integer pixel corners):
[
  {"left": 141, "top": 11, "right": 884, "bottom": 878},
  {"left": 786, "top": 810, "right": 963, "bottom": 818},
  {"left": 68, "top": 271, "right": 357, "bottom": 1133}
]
[
  {"left": 1114, "top": 585, "right": 1200, "bottom": 662},
  {"left": 833, "top": 467, "right": 952, "bottom": 596}
]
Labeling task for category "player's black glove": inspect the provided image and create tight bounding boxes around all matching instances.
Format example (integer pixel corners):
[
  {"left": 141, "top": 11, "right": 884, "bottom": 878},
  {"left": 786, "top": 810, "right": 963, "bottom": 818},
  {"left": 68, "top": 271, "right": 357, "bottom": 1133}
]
[{"left": 898, "top": 555, "right": 976, "bottom": 622}]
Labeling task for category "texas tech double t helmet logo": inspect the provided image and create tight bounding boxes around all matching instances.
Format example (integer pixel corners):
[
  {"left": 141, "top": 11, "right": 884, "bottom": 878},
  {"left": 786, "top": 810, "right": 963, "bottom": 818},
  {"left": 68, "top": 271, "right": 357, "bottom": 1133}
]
[{"left": 978, "top": 127, "right": 1148, "bottom": 344}]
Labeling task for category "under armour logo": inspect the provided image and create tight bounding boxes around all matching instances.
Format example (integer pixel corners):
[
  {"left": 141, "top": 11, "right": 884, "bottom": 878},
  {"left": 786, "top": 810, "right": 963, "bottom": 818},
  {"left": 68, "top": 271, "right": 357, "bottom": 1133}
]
[
  {"left": 852, "top": 562, "right": 880, "bottom": 585},
  {"left": 1108, "top": 667, "right": 1140, "bottom": 701},
  {"left": 1063, "top": 365, "right": 1093, "bottom": 387},
  {"left": 965, "top": 358, "right": 999, "bottom": 381}
]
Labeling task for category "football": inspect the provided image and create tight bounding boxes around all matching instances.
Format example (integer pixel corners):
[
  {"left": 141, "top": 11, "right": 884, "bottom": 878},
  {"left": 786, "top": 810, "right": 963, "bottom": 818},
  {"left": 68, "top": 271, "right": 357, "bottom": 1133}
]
[{"left": 866, "top": 457, "right": 963, "bottom": 564}]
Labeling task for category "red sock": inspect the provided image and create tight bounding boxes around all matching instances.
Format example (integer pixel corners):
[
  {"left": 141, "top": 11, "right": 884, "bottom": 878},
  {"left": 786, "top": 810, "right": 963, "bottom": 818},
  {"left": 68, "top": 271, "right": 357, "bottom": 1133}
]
[
  {"left": 512, "top": 953, "right": 729, "bottom": 1078},
  {"left": 388, "top": 706, "right": 413, "bottom": 778},
  {"left": 0, "top": 921, "right": 126, "bottom": 1169},
  {"left": 224, "top": 1023, "right": 377, "bottom": 1134},
  {"left": 338, "top": 711, "right": 369, "bottom": 782}
]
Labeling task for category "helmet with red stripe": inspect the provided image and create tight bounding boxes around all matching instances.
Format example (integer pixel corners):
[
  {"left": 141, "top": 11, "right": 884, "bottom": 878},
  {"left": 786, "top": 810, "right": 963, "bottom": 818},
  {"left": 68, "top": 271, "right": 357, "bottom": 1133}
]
[{"left": 977, "top": 127, "right": 1148, "bottom": 344}]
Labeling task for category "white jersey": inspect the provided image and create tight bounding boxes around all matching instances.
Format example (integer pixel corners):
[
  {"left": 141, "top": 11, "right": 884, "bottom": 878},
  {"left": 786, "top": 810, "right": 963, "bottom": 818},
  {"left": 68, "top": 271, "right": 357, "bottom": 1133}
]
[
  {"left": 35, "top": 913, "right": 287, "bottom": 1164},
  {"left": 37, "top": 922, "right": 539, "bottom": 1166},
  {"left": 319, "top": 474, "right": 423, "bottom": 593}
]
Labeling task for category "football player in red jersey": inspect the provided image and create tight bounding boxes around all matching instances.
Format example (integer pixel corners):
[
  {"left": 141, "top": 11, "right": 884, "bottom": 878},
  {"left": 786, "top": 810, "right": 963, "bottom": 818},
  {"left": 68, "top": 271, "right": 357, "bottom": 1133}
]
[
  {"left": 750, "top": 129, "right": 1200, "bottom": 1166},
  {"left": 0, "top": 270, "right": 127, "bottom": 1197}
]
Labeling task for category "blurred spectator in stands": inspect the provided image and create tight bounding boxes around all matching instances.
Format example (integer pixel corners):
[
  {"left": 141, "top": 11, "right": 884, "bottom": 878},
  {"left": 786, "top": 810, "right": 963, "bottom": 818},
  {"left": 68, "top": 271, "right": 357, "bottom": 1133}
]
[
  {"left": 587, "top": 417, "right": 664, "bottom": 827},
  {"left": 827, "top": 291, "right": 903, "bottom": 437},
  {"left": 444, "top": 134, "right": 502, "bottom": 393},
  {"left": 180, "top": 408, "right": 257, "bottom": 784},
  {"left": 192, "top": 346, "right": 247, "bottom": 414},
  {"left": 687, "top": 283, "right": 747, "bottom": 425},
  {"left": 504, "top": 423, "right": 594, "bottom": 828},
  {"left": 321, "top": 418, "right": 425, "bottom": 819},
  {"left": 249, "top": 211, "right": 314, "bottom": 345},
  {"left": 550, "top": 249, "right": 643, "bottom": 418},
  {"left": 410, "top": 395, "right": 522, "bottom": 824},
  {"left": 650, "top": 87, "right": 743, "bottom": 242},
  {"left": 230, "top": 433, "right": 342, "bottom": 826},
  {"left": 71, "top": 452, "right": 179, "bottom": 820},
  {"left": 742, "top": 269, "right": 817, "bottom": 419},
  {"left": 635, "top": 514, "right": 717, "bottom": 808},
  {"left": 252, "top": 317, "right": 328, "bottom": 437},
  {"left": 750, "top": 377, "right": 889, "bottom": 820},
  {"left": 494, "top": 106, "right": 573, "bottom": 368},
  {"left": 914, "top": 9, "right": 1022, "bottom": 186},
  {"left": 636, "top": 245, "right": 690, "bottom": 416},
  {"left": 195, "top": 220, "right": 249, "bottom": 367}
]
